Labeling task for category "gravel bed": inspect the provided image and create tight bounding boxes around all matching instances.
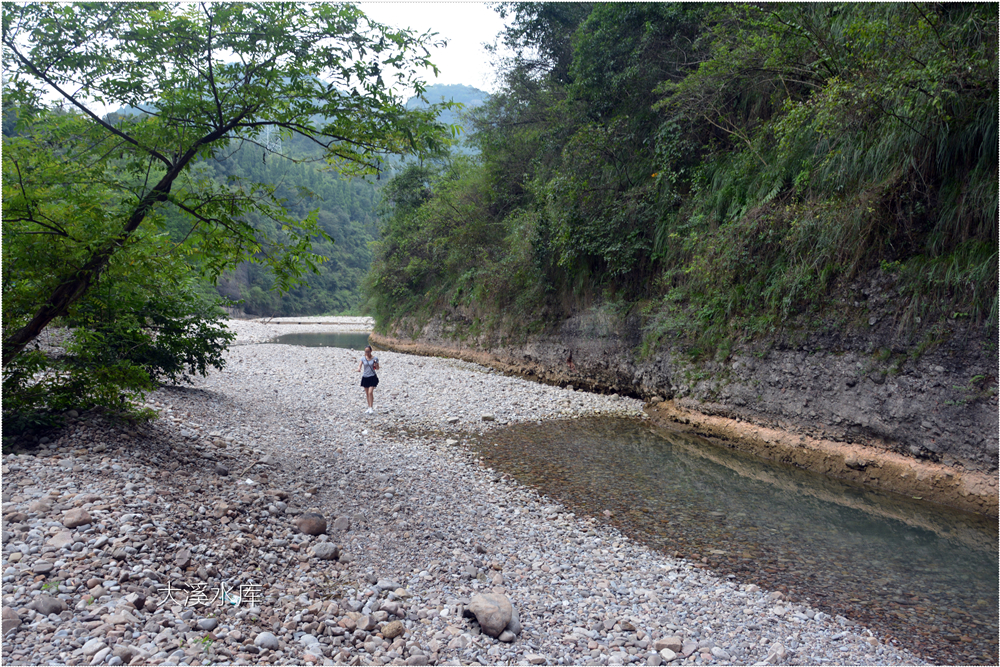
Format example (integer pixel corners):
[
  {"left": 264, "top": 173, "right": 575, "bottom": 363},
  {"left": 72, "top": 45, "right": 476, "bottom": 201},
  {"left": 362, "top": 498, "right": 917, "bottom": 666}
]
[{"left": 1, "top": 320, "right": 924, "bottom": 666}]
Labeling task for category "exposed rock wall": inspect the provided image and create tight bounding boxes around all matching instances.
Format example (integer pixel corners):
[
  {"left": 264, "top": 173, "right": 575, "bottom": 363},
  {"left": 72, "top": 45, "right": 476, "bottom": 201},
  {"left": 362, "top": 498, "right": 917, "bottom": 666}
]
[{"left": 372, "top": 303, "right": 998, "bottom": 517}]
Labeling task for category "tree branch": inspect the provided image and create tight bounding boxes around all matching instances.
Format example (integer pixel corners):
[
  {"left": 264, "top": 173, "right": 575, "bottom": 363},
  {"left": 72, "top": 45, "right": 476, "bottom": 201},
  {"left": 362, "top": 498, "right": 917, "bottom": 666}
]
[{"left": 1, "top": 40, "right": 174, "bottom": 169}]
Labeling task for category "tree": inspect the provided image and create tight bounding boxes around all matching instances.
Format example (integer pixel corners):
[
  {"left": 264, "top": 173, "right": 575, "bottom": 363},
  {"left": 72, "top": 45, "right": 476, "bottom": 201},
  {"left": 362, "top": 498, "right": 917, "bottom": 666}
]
[{"left": 2, "top": 1, "right": 450, "bottom": 366}]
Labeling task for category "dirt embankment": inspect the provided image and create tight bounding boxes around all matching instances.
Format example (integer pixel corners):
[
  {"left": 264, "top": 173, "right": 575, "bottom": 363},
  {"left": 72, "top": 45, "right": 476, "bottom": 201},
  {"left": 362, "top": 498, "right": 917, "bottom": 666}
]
[{"left": 371, "top": 303, "right": 998, "bottom": 518}]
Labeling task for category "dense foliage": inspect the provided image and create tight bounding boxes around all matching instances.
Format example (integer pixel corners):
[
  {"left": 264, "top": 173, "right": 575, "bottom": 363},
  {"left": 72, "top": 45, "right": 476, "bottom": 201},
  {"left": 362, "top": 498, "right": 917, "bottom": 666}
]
[
  {"left": 367, "top": 3, "right": 997, "bottom": 355},
  {"left": 2, "top": 2, "right": 448, "bottom": 434}
]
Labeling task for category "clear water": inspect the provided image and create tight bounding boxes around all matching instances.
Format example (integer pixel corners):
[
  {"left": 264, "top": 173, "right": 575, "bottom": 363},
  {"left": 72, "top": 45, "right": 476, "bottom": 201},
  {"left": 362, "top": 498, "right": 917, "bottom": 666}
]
[
  {"left": 473, "top": 417, "right": 999, "bottom": 664},
  {"left": 268, "top": 332, "right": 373, "bottom": 350}
]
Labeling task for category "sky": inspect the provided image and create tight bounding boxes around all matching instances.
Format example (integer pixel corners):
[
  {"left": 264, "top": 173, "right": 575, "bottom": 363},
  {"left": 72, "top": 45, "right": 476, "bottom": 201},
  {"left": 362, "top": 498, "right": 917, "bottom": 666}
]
[{"left": 357, "top": 2, "right": 512, "bottom": 94}]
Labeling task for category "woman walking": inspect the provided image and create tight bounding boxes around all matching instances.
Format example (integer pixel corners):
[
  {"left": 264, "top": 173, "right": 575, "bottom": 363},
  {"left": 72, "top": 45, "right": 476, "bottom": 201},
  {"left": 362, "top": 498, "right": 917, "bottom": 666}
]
[{"left": 357, "top": 345, "right": 380, "bottom": 414}]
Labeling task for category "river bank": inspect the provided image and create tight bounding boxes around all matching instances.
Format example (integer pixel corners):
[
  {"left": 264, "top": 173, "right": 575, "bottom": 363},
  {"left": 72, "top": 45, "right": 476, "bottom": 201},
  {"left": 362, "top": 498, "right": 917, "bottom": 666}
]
[
  {"left": 369, "top": 317, "right": 998, "bottom": 519},
  {"left": 0, "top": 319, "right": 926, "bottom": 666}
]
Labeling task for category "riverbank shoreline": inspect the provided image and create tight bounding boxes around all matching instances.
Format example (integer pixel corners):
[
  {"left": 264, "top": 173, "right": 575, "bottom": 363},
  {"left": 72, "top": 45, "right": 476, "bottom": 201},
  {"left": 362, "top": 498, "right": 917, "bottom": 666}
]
[
  {"left": 0, "top": 320, "right": 928, "bottom": 665},
  {"left": 370, "top": 331, "right": 998, "bottom": 519}
]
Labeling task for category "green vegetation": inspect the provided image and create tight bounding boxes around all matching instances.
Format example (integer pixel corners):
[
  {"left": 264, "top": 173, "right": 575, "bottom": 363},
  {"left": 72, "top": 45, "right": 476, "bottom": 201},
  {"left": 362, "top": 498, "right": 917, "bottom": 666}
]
[
  {"left": 2, "top": 2, "right": 449, "bottom": 437},
  {"left": 366, "top": 3, "right": 997, "bottom": 359}
]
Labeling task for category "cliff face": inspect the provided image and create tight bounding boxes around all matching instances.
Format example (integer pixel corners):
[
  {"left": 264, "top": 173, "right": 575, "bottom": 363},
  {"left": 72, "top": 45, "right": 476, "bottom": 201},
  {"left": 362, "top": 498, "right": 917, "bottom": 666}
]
[{"left": 372, "top": 296, "right": 998, "bottom": 517}]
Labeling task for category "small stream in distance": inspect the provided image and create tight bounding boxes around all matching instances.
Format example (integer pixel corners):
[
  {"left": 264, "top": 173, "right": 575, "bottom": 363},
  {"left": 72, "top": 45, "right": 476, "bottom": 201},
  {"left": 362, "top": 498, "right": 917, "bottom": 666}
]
[
  {"left": 470, "top": 417, "right": 997, "bottom": 665},
  {"left": 269, "top": 332, "right": 373, "bottom": 350}
]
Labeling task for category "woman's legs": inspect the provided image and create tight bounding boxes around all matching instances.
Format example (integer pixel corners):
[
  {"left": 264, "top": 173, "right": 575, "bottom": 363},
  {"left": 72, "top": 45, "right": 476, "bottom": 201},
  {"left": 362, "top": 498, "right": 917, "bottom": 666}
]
[{"left": 365, "top": 386, "right": 375, "bottom": 408}]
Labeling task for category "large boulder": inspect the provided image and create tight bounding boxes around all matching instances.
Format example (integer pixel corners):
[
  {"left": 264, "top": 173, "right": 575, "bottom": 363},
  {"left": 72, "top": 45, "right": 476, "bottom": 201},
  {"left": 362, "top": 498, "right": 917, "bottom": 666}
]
[
  {"left": 468, "top": 593, "right": 513, "bottom": 638},
  {"left": 294, "top": 513, "right": 327, "bottom": 536},
  {"left": 311, "top": 543, "right": 340, "bottom": 560},
  {"left": 28, "top": 595, "right": 67, "bottom": 615},
  {"left": 62, "top": 508, "right": 92, "bottom": 528},
  {"left": 2, "top": 607, "right": 21, "bottom": 635}
]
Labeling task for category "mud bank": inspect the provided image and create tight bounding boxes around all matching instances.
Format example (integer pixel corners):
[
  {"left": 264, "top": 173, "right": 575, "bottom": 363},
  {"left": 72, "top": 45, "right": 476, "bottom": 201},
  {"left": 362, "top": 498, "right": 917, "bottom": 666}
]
[
  {"left": 371, "top": 313, "right": 998, "bottom": 518},
  {"left": 646, "top": 400, "right": 997, "bottom": 517}
]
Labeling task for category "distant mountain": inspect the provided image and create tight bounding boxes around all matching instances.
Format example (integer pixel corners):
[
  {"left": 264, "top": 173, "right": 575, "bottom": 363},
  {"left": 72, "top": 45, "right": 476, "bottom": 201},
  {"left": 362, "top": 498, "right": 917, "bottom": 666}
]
[{"left": 406, "top": 84, "right": 488, "bottom": 154}]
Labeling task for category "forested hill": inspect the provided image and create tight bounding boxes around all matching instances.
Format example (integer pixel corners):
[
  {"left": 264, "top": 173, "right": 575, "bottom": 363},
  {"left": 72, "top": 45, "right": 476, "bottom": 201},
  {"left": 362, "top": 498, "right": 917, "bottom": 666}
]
[
  {"left": 366, "top": 3, "right": 997, "bottom": 356},
  {"left": 187, "top": 83, "right": 488, "bottom": 316},
  {"left": 199, "top": 141, "right": 382, "bottom": 316}
]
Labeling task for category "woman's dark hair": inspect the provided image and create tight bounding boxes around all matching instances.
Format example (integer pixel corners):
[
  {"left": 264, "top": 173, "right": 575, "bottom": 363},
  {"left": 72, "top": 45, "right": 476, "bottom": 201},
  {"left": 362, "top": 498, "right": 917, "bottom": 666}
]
[{"left": 364, "top": 345, "right": 372, "bottom": 353}]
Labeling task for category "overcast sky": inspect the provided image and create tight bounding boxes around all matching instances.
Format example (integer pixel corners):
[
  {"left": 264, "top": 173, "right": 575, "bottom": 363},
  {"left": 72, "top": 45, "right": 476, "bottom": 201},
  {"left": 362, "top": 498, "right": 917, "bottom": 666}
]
[{"left": 357, "top": 2, "right": 511, "bottom": 93}]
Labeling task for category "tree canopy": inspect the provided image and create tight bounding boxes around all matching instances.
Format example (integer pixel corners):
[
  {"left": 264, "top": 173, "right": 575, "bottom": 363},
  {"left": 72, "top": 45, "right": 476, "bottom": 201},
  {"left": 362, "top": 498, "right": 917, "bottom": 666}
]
[
  {"left": 367, "top": 3, "right": 997, "bottom": 355},
  {"left": 2, "top": 1, "right": 449, "bottom": 364},
  {"left": 2, "top": 2, "right": 450, "bottom": 432}
]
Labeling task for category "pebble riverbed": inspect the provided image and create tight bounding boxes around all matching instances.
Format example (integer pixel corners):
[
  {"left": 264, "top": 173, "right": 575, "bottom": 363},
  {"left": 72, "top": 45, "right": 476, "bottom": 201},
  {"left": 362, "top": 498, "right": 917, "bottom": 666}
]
[{"left": 1, "top": 319, "right": 926, "bottom": 666}]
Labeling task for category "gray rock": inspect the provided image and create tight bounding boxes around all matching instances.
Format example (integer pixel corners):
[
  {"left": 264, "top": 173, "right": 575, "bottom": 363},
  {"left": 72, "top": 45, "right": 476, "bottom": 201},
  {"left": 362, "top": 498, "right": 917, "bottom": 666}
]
[
  {"left": 28, "top": 594, "right": 66, "bottom": 615},
  {"left": 763, "top": 643, "right": 788, "bottom": 664},
  {"left": 654, "top": 637, "right": 682, "bottom": 652},
  {"left": 63, "top": 507, "right": 92, "bottom": 528},
  {"left": 27, "top": 499, "right": 51, "bottom": 513},
  {"left": 90, "top": 646, "right": 112, "bottom": 665},
  {"left": 32, "top": 561, "right": 54, "bottom": 574},
  {"left": 254, "top": 631, "right": 280, "bottom": 650},
  {"left": 405, "top": 656, "right": 430, "bottom": 666},
  {"left": 332, "top": 516, "right": 350, "bottom": 532},
  {"left": 295, "top": 512, "right": 327, "bottom": 536},
  {"left": 505, "top": 605, "right": 522, "bottom": 636},
  {"left": 82, "top": 638, "right": 108, "bottom": 656},
  {"left": 312, "top": 542, "right": 340, "bottom": 560},
  {"left": 112, "top": 645, "right": 136, "bottom": 662},
  {"left": 174, "top": 548, "right": 192, "bottom": 569},
  {"left": 711, "top": 647, "right": 732, "bottom": 660},
  {"left": 380, "top": 600, "right": 402, "bottom": 617},
  {"left": 196, "top": 618, "right": 218, "bottom": 631},
  {"left": 469, "top": 592, "right": 513, "bottom": 638},
  {"left": 47, "top": 531, "right": 75, "bottom": 548},
  {"left": 214, "top": 464, "right": 229, "bottom": 476},
  {"left": 2, "top": 607, "right": 21, "bottom": 635},
  {"left": 498, "top": 630, "right": 516, "bottom": 643},
  {"left": 659, "top": 648, "right": 677, "bottom": 662}
]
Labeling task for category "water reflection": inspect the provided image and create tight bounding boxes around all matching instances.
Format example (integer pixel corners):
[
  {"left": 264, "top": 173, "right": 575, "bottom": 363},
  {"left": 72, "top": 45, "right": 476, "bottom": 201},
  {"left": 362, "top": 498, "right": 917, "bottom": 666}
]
[
  {"left": 474, "top": 417, "right": 998, "bottom": 665},
  {"left": 269, "top": 332, "right": 373, "bottom": 350}
]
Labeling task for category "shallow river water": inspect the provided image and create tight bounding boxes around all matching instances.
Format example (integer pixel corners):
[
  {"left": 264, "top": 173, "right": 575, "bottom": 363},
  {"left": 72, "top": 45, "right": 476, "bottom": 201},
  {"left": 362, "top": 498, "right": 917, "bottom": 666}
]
[
  {"left": 469, "top": 417, "right": 998, "bottom": 665},
  {"left": 269, "top": 332, "right": 373, "bottom": 350}
]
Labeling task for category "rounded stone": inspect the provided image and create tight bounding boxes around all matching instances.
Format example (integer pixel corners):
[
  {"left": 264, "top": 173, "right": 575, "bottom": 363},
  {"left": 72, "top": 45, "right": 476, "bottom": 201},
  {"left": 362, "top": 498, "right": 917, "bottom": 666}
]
[
  {"left": 254, "top": 631, "right": 280, "bottom": 650},
  {"left": 62, "top": 507, "right": 92, "bottom": 528},
  {"left": 469, "top": 592, "right": 513, "bottom": 638},
  {"left": 381, "top": 619, "right": 404, "bottom": 639},
  {"left": 196, "top": 618, "right": 218, "bottom": 631},
  {"left": 312, "top": 542, "right": 340, "bottom": 560},
  {"left": 295, "top": 512, "right": 327, "bottom": 536}
]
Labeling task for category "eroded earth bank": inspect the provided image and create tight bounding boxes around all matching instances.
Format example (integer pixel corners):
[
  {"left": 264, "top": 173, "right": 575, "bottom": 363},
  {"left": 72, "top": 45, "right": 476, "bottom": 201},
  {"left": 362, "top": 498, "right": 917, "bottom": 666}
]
[{"left": 372, "top": 303, "right": 998, "bottom": 518}]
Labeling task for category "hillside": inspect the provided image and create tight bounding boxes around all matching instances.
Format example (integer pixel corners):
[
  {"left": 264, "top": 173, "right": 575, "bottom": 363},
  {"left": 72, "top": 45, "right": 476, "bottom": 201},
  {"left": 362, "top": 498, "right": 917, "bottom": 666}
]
[{"left": 365, "top": 4, "right": 998, "bottom": 481}]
